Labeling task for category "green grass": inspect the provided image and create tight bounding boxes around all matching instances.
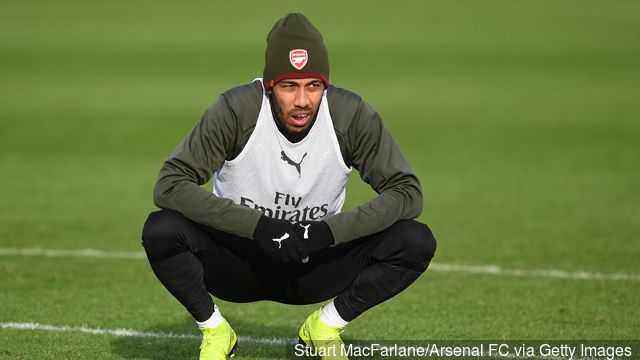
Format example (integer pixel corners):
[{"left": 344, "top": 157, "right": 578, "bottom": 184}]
[{"left": 1, "top": 0, "right": 640, "bottom": 358}]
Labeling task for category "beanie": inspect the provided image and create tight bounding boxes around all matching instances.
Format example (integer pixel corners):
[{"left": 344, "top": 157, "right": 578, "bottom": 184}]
[{"left": 263, "top": 13, "right": 329, "bottom": 91}]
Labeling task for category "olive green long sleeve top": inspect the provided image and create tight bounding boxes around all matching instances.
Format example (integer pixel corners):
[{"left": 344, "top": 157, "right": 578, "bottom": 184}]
[{"left": 153, "top": 80, "right": 422, "bottom": 245}]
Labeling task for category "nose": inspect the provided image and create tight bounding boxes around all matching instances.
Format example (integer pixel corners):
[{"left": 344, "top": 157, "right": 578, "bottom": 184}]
[{"left": 293, "top": 87, "right": 310, "bottom": 108}]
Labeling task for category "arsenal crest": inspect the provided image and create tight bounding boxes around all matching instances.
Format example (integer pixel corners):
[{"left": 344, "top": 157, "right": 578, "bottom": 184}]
[{"left": 289, "top": 49, "right": 308, "bottom": 70}]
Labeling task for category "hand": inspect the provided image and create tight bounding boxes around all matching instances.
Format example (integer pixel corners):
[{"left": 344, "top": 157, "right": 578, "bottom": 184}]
[
  {"left": 293, "top": 221, "right": 334, "bottom": 253},
  {"left": 253, "top": 215, "right": 309, "bottom": 263}
]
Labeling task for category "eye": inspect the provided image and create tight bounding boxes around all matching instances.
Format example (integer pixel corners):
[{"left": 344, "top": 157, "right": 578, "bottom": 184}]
[{"left": 277, "top": 83, "right": 295, "bottom": 92}]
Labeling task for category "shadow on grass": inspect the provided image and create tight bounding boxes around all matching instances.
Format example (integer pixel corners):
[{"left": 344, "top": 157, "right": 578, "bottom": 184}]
[{"left": 110, "top": 315, "right": 294, "bottom": 359}]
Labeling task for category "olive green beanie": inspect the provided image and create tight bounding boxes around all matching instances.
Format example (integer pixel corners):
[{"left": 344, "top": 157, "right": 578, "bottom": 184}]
[{"left": 263, "top": 13, "right": 329, "bottom": 91}]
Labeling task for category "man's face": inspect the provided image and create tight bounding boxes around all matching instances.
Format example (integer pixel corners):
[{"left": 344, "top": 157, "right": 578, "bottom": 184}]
[{"left": 271, "top": 78, "right": 324, "bottom": 133}]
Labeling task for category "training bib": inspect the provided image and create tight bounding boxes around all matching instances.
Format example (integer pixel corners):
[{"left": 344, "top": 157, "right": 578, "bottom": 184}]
[{"left": 213, "top": 79, "right": 351, "bottom": 222}]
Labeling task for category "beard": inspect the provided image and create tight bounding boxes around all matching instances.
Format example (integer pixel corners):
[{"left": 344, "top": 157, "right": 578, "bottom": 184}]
[{"left": 270, "top": 95, "right": 316, "bottom": 134}]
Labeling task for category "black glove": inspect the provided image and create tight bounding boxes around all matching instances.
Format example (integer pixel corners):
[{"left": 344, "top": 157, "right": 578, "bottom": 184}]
[
  {"left": 253, "top": 215, "right": 309, "bottom": 263},
  {"left": 293, "top": 221, "right": 334, "bottom": 253}
]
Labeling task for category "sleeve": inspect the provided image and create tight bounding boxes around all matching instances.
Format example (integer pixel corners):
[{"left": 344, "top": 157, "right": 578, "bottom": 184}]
[
  {"left": 323, "top": 100, "right": 423, "bottom": 245},
  {"left": 152, "top": 95, "right": 262, "bottom": 238}
]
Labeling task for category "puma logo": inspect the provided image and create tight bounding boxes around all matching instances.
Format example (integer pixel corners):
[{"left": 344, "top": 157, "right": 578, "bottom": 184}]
[
  {"left": 281, "top": 151, "right": 307, "bottom": 176},
  {"left": 272, "top": 232, "right": 290, "bottom": 249},
  {"left": 299, "top": 223, "right": 311, "bottom": 239}
]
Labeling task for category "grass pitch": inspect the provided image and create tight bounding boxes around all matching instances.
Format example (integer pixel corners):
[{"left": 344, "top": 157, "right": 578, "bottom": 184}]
[{"left": 1, "top": 0, "right": 639, "bottom": 359}]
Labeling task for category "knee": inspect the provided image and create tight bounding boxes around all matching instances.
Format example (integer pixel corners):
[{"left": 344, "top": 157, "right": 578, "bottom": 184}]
[
  {"left": 141, "top": 209, "right": 190, "bottom": 261},
  {"left": 391, "top": 220, "right": 437, "bottom": 271}
]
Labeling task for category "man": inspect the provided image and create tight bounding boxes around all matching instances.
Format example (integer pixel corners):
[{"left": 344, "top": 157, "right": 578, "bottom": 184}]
[{"left": 142, "top": 13, "right": 436, "bottom": 360}]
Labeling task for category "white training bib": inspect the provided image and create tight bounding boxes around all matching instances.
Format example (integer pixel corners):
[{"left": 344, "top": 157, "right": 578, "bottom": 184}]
[{"left": 213, "top": 79, "right": 351, "bottom": 222}]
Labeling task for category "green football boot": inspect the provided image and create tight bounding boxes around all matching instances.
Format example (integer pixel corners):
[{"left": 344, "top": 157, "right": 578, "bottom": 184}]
[
  {"left": 199, "top": 318, "right": 238, "bottom": 360},
  {"left": 298, "top": 308, "right": 348, "bottom": 360}
]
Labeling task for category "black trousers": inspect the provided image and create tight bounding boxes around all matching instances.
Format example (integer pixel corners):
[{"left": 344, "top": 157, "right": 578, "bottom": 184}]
[{"left": 141, "top": 209, "right": 436, "bottom": 322}]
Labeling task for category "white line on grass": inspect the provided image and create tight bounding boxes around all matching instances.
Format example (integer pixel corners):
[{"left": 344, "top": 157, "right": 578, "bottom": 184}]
[
  {"left": 0, "top": 322, "right": 609, "bottom": 360},
  {"left": 0, "top": 322, "right": 291, "bottom": 345},
  {"left": 428, "top": 263, "right": 640, "bottom": 282},
  {"left": 0, "top": 247, "right": 146, "bottom": 259},
  {"left": 1, "top": 247, "right": 639, "bottom": 282}
]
